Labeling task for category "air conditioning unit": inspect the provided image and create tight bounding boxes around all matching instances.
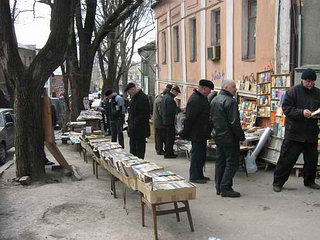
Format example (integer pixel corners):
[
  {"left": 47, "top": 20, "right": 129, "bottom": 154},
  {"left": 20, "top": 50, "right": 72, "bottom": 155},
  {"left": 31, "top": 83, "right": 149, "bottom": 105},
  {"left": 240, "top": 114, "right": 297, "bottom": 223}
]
[{"left": 207, "top": 45, "right": 221, "bottom": 61}]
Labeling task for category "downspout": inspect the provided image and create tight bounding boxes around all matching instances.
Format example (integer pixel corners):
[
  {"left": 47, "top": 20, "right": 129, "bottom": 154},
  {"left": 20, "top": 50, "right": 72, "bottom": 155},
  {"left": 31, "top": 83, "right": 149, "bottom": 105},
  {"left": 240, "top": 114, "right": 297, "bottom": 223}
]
[{"left": 297, "top": 0, "right": 302, "bottom": 67}]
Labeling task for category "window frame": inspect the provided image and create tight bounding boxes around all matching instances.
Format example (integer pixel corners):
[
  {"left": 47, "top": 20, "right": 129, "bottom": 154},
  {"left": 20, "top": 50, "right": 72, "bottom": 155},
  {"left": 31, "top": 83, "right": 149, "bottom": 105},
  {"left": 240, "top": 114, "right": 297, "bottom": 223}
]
[
  {"left": 211, "top": 8, "right": 221, "bottom": 46},
  {"left": 189, "top": 18, "right": 197, "bottom": 62},
  {"left": 161, "top": 31, "right": 167, "bottom": 64},
  {"left": 246, "top": 0, "right": 257, "bottom": 59},
  {"left": 173, "top": 25, "right": 180, "bottom": 62}
]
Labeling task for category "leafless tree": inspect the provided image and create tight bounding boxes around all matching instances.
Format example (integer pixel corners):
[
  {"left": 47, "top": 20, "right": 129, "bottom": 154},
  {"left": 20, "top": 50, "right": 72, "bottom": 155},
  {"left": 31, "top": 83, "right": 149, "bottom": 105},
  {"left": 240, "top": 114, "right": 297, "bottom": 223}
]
[
  {"left": 68, "top": 0, "right": 143, "bottom": 120},
  {"left": 96, "top": 0, "right": 154, "bottom": 94},
  {"left": 0, "top": 0, "right": 75, "bottom": 179}
]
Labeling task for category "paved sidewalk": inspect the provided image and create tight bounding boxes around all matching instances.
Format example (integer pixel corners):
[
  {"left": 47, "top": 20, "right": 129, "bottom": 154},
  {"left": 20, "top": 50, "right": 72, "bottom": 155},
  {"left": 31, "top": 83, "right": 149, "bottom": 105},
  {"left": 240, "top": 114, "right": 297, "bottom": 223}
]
[{"left": 0, "top": 135, "right": 320, "bottom": 240}]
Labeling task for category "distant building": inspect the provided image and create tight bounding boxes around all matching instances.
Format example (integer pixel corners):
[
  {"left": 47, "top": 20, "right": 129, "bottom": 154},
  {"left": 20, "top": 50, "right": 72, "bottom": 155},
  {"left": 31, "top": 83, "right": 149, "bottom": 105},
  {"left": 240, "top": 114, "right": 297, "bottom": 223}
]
[
  {"left": 0, "top": 43, "right": 36, "bottom": 107},
  {"left": 138, "top": 41, "right": 156, "bottom": 96},
  {"left": 152, "top": 0, "right": 295, "bottom": 106},
  {"left": 50, "top": 74, "right": 64, "bottom": 98}
]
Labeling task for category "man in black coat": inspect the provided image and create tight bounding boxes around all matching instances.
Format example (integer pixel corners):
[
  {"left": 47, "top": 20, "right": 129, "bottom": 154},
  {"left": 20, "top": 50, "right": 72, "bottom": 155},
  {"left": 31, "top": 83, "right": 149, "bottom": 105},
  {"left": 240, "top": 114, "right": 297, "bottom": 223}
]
[
  {"left": 180, "top": 80, "right": 214, "bottom": 184},
  {"left": 124, "top": 82, "right": 150, "bottom": 159},
  {"left": 153, "top": 84, "right": 172, "bottom": 155},
  {"left": 161, "top": 86, "right": 180, "bottom": 158},
  {"left": 211, "top": 79, "right": 245, "bottom": 198},
  {"left": 273, "top": 68, "right": 320, "bottom": 192}
]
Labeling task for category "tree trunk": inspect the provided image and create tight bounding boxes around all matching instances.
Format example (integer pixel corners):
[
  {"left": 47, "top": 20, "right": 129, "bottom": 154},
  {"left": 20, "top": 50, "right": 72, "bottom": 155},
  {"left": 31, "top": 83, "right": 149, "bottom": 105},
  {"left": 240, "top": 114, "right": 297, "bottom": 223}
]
[
  {"left": 102, "top": 31, "right": 118, "bottom": 93},
  {"left": 14, "top": 80, "right": 45, "bottom": 179}
]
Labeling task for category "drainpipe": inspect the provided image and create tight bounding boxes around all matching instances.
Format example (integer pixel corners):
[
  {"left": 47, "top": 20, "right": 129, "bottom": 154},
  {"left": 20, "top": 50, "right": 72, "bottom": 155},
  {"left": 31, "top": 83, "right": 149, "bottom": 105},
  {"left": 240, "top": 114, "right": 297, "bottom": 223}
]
[{"left": 297, "top": 0, "right": 302, "bottom": 67}]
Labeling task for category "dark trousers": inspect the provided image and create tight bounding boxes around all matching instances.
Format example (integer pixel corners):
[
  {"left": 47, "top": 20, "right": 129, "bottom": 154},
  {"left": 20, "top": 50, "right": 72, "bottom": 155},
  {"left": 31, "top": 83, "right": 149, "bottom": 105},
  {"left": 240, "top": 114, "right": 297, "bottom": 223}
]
[
  {"left": 273, "top": 139, "right": 318, "bottom": 187},
  {"left": 164, "top": 125, "right": 175, "bottom": 156},
  {"left": 189, "top": 141, "right": 207, "bottom": 180},
  {"left": 215, "top": 142, "right": 240, "bottom": 193},
  {"left": 129, "top": 138, "right": 146, "bottom": 159},
  {"left": 110, "top": 119, "right": 124, "bottom": 148},
  {"left": 155, "top": 128, "right": 165, "bottom": 154}
]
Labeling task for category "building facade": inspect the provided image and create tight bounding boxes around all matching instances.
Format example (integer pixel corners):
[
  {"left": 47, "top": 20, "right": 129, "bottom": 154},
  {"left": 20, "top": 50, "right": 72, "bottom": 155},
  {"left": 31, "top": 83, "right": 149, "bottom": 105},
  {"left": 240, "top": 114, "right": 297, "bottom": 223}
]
[
  {"left": 152, "top": 0, "right": 295, "bottom": 107},
  {"left": 138, "top": 41, "right": 156, "bottom": 96}
]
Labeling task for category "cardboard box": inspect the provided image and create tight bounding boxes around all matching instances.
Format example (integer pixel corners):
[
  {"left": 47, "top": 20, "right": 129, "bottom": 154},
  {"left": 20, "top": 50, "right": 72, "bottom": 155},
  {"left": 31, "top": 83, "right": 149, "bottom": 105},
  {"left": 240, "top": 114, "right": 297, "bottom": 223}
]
[{"left": 137, "top": 179, "right": 196, "bottom": 204}]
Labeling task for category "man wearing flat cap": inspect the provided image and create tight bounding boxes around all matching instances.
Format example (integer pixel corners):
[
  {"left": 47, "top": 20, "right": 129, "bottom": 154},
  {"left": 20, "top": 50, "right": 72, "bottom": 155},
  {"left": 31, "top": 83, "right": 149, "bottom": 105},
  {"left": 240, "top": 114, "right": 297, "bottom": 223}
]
[
  {"left": 124, "top": 82, "right": 150, "bottom": 159},
  {"left": 161, "top": 85, "right": 181, "bottom": 158},
  {"left": 180, "top": 79, "right": 214, "bottom": 184},
  {"left": 273, "top": 68, "right": 320, "bottom": 192},
  {"left": 211, "top": 80, "right": 245, "bottom": 197},
  {"left": 153, "top": 84, "right": 173, "bottom": 155}
]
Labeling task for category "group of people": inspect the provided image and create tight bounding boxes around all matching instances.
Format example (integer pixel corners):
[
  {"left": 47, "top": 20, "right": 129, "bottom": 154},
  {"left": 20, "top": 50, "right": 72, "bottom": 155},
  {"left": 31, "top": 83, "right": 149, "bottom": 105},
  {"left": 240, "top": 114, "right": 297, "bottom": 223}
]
[{"left": 99, "top": 68, "right": 320, "bottom": 198}]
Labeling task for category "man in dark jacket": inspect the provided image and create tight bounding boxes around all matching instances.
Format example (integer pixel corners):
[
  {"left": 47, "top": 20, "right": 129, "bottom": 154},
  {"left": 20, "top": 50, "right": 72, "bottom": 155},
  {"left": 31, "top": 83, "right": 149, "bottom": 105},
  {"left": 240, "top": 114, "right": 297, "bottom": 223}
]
[
  {"left": 211, "top": 79, "right": 245, "bottom": 197},
  {"left": 124, "top": 82, "right": 150, "bottom": 159},
  {"left": 161, "top": 86, "right": 180, "bottom": 158},
  {"left": 273, "top": 68, "right": 320, "bottom": 192},
  {"left": 105, "top": 90, "right": 126, "bottom": 148},
  {"left": 180, "top": 80, "right": 214, "bottom": 184},
  {"left": 153, "top": 84, "right": 172, "bottom": 155}
]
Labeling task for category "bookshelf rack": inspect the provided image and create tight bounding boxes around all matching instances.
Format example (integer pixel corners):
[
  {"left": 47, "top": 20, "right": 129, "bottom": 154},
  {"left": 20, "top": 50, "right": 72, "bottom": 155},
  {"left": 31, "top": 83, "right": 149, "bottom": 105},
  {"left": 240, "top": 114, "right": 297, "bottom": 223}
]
[{"left": 256, "top": 70, "right": 273, "bottom": 117}]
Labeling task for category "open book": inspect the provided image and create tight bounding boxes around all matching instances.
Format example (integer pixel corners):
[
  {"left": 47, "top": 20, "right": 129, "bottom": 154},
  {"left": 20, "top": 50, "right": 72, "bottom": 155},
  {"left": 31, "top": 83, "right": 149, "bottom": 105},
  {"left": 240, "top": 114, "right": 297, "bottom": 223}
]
[{"left": 311, "top": 108, "right": 320, "bottom": 116}]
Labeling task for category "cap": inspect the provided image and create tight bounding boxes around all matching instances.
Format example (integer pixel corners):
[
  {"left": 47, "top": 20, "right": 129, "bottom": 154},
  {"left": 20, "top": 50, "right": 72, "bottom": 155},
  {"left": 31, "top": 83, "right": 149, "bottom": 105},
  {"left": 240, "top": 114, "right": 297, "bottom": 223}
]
[
  {"left": 199, "top": 79, "right": 214, "bottom": 90},
  {"left": 171, "top": 85, "right": 181, "bottom": 93},
  {"left": 124, "top": 82, "right": 136, "bottom": 92},
  {"left": 166, "top": 84, "right": 173, "bottom": 90},
  {"left": 105, "top": 89, "right": 113, "bottom": 97},
  {"left": 301, "top": 68, "right": 317, "bottom": 81}
]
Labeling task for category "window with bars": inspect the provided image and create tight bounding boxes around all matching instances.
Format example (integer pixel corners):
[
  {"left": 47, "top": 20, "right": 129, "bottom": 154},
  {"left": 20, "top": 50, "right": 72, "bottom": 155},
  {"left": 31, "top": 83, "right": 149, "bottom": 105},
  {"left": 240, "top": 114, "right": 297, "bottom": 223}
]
[
  {"left": 247, "top": 0, "right": 257, "bottom": 59},
  {"left": 189, "top": 18, "right": 197, "bottom": 62}
]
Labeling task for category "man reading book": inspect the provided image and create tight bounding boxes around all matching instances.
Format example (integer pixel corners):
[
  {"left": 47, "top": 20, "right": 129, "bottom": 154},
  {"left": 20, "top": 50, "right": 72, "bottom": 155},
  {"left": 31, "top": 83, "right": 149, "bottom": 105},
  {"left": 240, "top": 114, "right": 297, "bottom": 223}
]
[{"left": 273, "top": 68, "right": 320, "bottom": 192}]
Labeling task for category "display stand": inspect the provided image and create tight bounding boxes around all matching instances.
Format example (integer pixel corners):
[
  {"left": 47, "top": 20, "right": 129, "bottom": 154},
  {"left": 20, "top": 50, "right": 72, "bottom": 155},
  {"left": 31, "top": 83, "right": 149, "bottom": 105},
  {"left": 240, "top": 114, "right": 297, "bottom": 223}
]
[
  {"left": 79, "top": 136, "right": 196, "bottom": 239},
  {"left": 140, "top": 194, "right": 194, "bottom": 240},
  {"left": 256, "top": 70, "right": 273, "bottom": 118}
]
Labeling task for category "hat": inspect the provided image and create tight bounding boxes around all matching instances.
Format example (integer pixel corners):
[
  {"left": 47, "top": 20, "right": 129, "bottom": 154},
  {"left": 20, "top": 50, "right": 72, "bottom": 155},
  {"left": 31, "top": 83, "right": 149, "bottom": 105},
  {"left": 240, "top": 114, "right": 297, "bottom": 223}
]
[
  {"left": 301, "top": 68, "right": 317, "bottom": 81},
  {"left": 105, "top": 89, "right": 113, "bottom": 97},
  {"left": 171, "top": 85, "right": 181, "bottom": 93},
  {"left": 166, "top": 84, "right": 173, "bottom": 90},
  {"left": 124, "top": 82, "right": 136, "bottom": 92},
  {"left": 199, "top": 79, "right": 214, "bottom": 90}
]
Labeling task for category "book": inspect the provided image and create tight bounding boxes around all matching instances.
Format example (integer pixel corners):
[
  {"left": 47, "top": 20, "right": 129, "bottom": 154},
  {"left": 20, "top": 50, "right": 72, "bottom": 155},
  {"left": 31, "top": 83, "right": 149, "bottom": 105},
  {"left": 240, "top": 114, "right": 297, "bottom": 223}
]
[{"left": 311, "top": 108, "right": 320, "bottom": 116}]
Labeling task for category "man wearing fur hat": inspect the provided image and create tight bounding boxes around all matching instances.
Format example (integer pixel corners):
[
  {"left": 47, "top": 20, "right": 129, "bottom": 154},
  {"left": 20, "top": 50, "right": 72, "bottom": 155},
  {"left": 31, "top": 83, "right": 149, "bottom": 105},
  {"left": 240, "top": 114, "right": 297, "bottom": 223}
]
[
  {"left": 273, "top": 68, "right": 320, "bottom": 192},
  {"left": 180, "top": 79, "right": 214, "bottom": 184}
]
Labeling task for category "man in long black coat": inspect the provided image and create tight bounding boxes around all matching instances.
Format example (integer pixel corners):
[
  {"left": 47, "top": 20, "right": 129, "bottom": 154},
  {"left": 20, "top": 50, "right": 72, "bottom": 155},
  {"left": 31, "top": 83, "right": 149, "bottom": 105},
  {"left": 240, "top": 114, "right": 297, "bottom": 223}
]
[
  {"left": 124, "top": 82, "right": 150, "bottom": 159},
  {"left": 180, "top": 80, "right": 214, "bottom": 184},
  {"left": 211, "top": 79, "right": 245, "bottom": 198},
  {"left": 273, "top": 68, "right": 320, "bottom": 192},
  {"left": 161, "top": 86, "right": 180, "bottom": 158}
]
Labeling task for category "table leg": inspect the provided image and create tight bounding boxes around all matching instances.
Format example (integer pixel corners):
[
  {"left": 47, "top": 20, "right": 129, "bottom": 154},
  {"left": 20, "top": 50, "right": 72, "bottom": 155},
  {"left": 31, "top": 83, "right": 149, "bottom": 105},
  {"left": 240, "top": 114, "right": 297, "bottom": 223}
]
[
  {"left": 141, "top": 196, "right": 145, "bottom": 227},
  {"left": 92, "top": 160, "right": 95, "bottom": 175},
  {"left": 152, "top": 204, "right": 158, "bottom": 240},
  {"left": 184, "top": 201, "right": 194, "bottom": 232},
  {"left": 173, "top": 202, "right": 180, "bottom": 222},
  {"left": 95, "top": 161, "right": 99, "bottom": 179}
]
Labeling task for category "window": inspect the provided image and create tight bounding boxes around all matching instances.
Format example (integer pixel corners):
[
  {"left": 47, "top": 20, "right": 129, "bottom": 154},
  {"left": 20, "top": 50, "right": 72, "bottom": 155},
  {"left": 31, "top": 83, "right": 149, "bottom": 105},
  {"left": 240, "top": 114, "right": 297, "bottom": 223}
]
[
  {"left": 211, "top": 9, "right": 221, "bottom": 46},
  {"left": 189, "top": 18, "right": 197, "bottom": 61},
  {"left": 173, "top": 25, "right": 180, "bottom": 62},
  {"left": 161, "top": 31, "right": 166, "bottom": 64},
  {"left": 247, "top": 0, "right": 256, "bottom": 59},
  {"left": 243, "top": 0, "right": 257, "bottom": 59}
]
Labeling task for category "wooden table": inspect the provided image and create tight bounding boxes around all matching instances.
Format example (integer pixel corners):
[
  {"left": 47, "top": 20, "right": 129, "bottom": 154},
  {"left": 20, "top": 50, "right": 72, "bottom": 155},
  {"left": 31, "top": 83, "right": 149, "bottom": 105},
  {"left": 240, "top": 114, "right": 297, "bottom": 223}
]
[{"left": 140, "top": 195, "right": 194, "bottom": 240}]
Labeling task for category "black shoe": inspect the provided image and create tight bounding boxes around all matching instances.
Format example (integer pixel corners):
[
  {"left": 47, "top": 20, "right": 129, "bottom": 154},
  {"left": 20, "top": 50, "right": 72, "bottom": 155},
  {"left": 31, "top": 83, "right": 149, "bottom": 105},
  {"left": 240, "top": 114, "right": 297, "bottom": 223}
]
[
  {"left": 304, "top": 183, "right": 320, "bottom": 190},
  {"left": 216, "top": 191, "right": 221, "bottom": 196},
  {"left": 273, "top": 185, "right": 282, "bottom": 192},
  {"left": 164, "top": 154, "right": 178, "bottom": 159},
  {"left": 202, "top": 176, "right": 210, "bottom": 181},
  {"left": 45, "top": 161, "right": 55, "bottom": 165},
  {"left": 221, "top": 190, "right": 241, "bottom": 198},
  {"left": 157, "top": 151, "right": 165, "bottom": 155},
  {"left": 190, "top": 179, "right": 207, "bottom": 184}
]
